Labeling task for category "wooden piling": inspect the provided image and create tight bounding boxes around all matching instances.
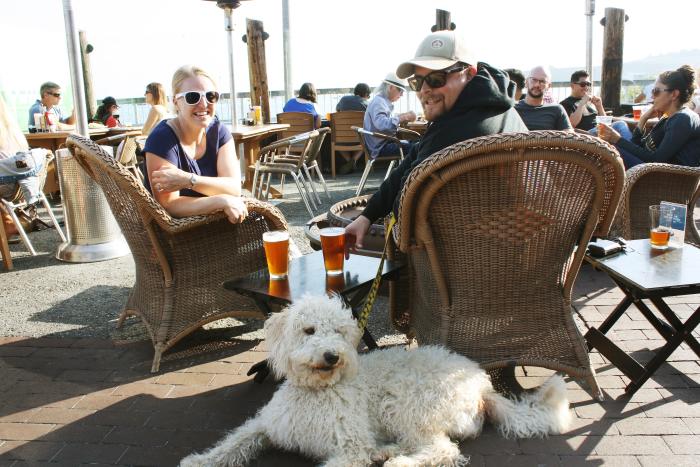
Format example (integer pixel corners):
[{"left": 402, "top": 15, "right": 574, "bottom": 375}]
[
  {"left": 79, "top": 31, "right": 96, "bottom": 120},
  {"left": 436, "top": 9, "right": 451, "bottom": 31},
  {"left": 246, "top": 19, "right": 270, "bottom": 124},
  {"left": 600, "top": 8, "right": 625, "bottom": 114}
]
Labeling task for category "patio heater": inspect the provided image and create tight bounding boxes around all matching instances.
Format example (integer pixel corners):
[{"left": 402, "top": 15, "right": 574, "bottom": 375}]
[
  {"left": 585, "top": 0, "right": 595, "bottom": 78},
  {"left": 204, "top": 0, "right": 253, "bottom": 125},
  {"left": 56, "top": 0, "right": 129, "bottom": 263}
]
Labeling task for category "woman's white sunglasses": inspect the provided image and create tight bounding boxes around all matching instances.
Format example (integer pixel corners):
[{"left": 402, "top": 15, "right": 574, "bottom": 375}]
[{"left": 175, "top": 90, "right": 220, "bottom": 105}]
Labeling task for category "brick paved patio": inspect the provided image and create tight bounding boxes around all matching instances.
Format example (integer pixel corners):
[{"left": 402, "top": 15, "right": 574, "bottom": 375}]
[{"left": 1, "top": 263, "right": 699, "bottom": 466}]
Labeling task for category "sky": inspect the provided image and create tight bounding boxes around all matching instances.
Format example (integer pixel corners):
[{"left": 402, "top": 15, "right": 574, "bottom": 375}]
[{"left": 1, "top": 0, "right": 698, "bottom": 104}]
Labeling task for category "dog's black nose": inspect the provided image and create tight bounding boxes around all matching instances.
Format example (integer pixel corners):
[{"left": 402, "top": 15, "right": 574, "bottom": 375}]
[{"left": 323, "top": 352, "right": 339, "bottom": 365}]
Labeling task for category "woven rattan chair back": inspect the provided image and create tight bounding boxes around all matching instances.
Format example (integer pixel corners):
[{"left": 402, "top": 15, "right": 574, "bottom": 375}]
[
  {"left": 330, "top": 111, "right": 364, "bottom": 177},
  {"left": 393, "top": 131, "right": 625, "bottom": 399},
  {"left": 66, "top": 135, "right": 288, "bottom": 372},
  {"left": 276, "top": 112, "right": 315, "bottom": 140},
  {"left": 612, "top": 163, "right": 700, "bottom": 245}
]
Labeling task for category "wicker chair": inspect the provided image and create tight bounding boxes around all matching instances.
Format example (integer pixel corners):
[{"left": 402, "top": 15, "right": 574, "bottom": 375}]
[
  {"left": 611, "top": 163, "right": 700, "bottom": 245},
  {"left": 391, "top": 131, "right": 625, "bottom": 400},
  {"left": 66, "top": 135, "right": 288, "bottom": 372}
]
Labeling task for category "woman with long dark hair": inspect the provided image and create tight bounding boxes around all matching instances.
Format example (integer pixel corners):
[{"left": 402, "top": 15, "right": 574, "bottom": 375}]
[{"left": 93, "top": 96, "right": 121, "bottom": 128}]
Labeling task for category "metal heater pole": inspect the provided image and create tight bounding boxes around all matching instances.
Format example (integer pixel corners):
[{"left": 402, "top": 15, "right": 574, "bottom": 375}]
[
  {"left": 282, "top": 0, "right": 292, "bottom": 102},
  {"left": 62, "top": 0, "right": 88, "bottom": 136},
  {"left": 224, "top": 6, "right": 237, "bottom": 125},
  {"left": 585, "top": 0, "right": 595, "bottom": 78}
]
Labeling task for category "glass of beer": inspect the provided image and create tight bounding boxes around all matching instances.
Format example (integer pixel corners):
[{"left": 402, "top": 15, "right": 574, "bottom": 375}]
[
  {"left": 632, "top": 105, "right": 644, "bottom": 121},
  {"left": 320, "top": 227, "right": 345, "bottom": 275},
  {"left": 263, "top": 230, "right": 289, "bottom": 279},
  {"left": 649, "top": 205, "right": 672, "bottom": 250}
]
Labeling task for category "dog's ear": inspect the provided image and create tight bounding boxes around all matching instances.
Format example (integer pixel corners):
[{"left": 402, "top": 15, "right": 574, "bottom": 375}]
[{"left": 264, "top": 309, "right": 288, "bottom": 344}]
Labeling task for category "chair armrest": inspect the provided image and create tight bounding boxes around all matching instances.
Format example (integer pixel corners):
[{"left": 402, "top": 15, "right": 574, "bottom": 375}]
[
  {"left": 94, "top": 134, "right": 129, "bottom": 146},
  {"left": 397, "top": 128, "right": 421, "bottom": 141}
]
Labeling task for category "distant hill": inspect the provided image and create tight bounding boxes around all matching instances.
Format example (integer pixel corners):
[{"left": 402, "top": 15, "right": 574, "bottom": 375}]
[{"left": 551, "top": 49, "right": 700, "bottom": 82}]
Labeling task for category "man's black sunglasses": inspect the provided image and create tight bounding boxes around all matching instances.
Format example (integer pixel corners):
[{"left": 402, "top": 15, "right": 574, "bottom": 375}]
[
  {"left": 408, "top": 65, "right": 467, "bottom": 92},
  {"left": 575, "top": 81, "right": 592, "bottom": 87}
]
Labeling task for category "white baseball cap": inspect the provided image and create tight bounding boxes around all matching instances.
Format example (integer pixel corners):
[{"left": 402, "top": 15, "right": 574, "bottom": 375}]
[
  {"left": 396, "top": 30, "right": 477, "bottom": 79},
  {"left": 382, "top": 72, "right": 408, "bottom": 91}
]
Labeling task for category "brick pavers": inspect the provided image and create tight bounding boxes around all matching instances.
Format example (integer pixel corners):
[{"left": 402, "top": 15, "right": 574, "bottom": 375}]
[{"left": 0, "top": 264, "right": 699, "bottom": 466}]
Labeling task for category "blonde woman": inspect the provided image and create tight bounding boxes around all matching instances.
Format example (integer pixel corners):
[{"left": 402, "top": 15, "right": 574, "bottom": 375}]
[
  {"left": 141, "top": 82, "right": 169, "bottom": 135},
  {"left": 143, "top": 65, "right": 246, "bottom": 223}
]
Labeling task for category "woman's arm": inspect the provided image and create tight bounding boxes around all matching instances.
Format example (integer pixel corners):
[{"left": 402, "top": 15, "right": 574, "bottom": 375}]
[
  {"left": 616, "top": 113, "right": 694, "bottom": 163},
  {"left": 141, "top": 107, "right": 159, "bottom": 135},
  {"left": 146, "top": 152, "right": 246, "bottom": 222}
]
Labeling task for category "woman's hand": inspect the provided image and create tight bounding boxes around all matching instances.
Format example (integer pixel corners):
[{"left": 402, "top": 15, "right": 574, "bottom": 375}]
[
  {"left": 151, "top": 167, "right": 191, "bottom": 193},
  {"left": 598, "top": 123, "right": 621, "bottom": 144},
  {"left": 220, "top": 195, "right": 248, "bottom": 224}
]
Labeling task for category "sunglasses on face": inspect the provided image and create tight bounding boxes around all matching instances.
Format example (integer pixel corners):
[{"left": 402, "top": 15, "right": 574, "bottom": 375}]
[
  {"left": 651, "top": 87, "right": 673, "bottom": 97},
  {"left": 407, "top": 65, "right": 467, "bottom": 92},
  {"left": 175, "top": 90, "right": 220, "bottom": 105},
  {"left": 48, "top": 92, "right": 61, "bottom": 97},
  {"left": 575, "top": 81, "right": 592, "bottom": 87}
]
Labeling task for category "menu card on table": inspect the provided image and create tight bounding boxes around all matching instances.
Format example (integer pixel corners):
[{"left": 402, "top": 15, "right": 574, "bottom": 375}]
[{"left": 660, "top": 201, "right": 687, "bottom": 247}]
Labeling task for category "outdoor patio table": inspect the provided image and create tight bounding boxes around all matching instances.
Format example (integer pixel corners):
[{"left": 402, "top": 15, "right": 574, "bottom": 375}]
[
  {"left": 223, "top": 249, "right": 405, "bottom": 381},
  {"left": 585, "top": 239, "right": 700, "bottom": 395},
  {"left": 229, "top": 123, "right": 290, "bottom": 196}
]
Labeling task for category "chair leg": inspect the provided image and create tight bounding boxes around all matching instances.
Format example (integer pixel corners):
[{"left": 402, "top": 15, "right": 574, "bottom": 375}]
[
  {"left": 251, "top": 164, "right": 260, "bottom": 199},
  {"left": 356, "top": 159, "right": 375, "bottom": 196},
  {"left": 280, "top": 174, "right": 285, "bottom": 195},
  {"left": 1, "top": 200, "right": 36, "bottom": 256},
  {"left": 39, "top": 193, "right": 66, "bottom": 242},
  {"left": 331, "top": 143, "right": 336, "bottom": 178},
  {"left": 263, "top": 174, "right": 273, "bottom": 201},
  {"left": 151, "top": 343, "right": 165, "bottom": 373},
  {"left": 303, "top": 164, "right": 322, "bottom": 205},
  {"left": 311, "top": 162, "right": 331, "bottom": 200},
  {"left": 291, "top": 173, "right": 314, "bottom": 217},
  {"left": 297, "top": 170, "right": 317, "bottom": 210},
  {"left": 586, "top": 372, "right": 605, "bottom": 402},
  {"left": 0, "top": 213, "right": 13, "bottom": 271},
  {"left": 384, "top": 160, "right": 396, "bottom": 180}
]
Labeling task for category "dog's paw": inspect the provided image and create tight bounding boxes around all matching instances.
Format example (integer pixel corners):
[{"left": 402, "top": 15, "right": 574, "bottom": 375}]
[
  {"left": 383, "top": 456, "right": 419, "bottom": 467},
  {"left": 179, "top": 452, "right": 211, "bottom": 467},
  {"left": 370, "top": 443, "right": 401, "bottom": 462}
]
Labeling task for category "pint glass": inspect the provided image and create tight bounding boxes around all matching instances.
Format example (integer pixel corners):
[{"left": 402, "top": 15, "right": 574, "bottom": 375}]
[
  {"left": 320, "top": 227, "right": 345, "bottom": 275},
  {"left": 263, "top": 231, "right": 289, "bottom": 279}
]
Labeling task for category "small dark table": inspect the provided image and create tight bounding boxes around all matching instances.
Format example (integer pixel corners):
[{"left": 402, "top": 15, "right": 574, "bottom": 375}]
[
  {"left": 223, "top": 250, "right": 404, "bottom": 381},
  {"left": 585, "top": 239, "right": 700, "bottom": 395}
]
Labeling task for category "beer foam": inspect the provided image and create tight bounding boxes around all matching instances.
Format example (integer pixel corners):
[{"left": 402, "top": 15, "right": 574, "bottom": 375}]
[
  {"left": 320, "top": 227, "right": 345, "bottom": 237},
  {"left": 263, "top": 230, "right": 289, "bottom": 242}
]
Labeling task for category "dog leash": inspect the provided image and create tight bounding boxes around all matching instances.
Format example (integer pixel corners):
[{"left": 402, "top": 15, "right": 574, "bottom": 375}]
[{"left": 356, "top": 213, "right": 396, "bottom": 330}]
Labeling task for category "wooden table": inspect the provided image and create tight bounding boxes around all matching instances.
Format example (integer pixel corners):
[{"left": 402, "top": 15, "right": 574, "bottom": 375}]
[
  {"left": 224, "top": 249, "right": 404, "bottom": 381},
  {"left": 585, "top": 240, "right": 700, "bottom": 395},
  {"left": 229, "top": 123, "right": 289, "bottom": 194},
  {"left": 405, "top": 120, "right": 428, "bottom": 135}
]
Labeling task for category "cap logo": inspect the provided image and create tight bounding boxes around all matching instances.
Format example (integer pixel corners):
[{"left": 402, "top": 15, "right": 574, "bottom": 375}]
[{"left": 431, "top": 39, "right": 444, "bottom": 49}]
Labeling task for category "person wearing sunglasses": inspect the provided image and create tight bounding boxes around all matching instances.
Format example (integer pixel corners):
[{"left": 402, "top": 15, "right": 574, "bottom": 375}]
[
  {"left": 362, "top": 72, "right": 417, "bottom": 165},
  {"left": 598, "top": 65, "right": 700, "bottom": 169},
  {"left": 514, "top": 66, "right": 572, "bottom": 132},
  {"left": 143, "top": 65, "right": 247, "bottom": 224},
  {"left": 345, "top": 30, "right": 527, "bottom": 251},
  {"left": 26, "top": 81, "right": 75, "bottom": 130},
  {"left": 141, "top": 82, "right": 170, "bottom": 136}
]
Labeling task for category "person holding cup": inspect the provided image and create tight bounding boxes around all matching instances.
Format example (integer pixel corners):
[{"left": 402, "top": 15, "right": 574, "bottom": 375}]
[
  {"left": 597, "top": 65, "right": 700, "bottom": 169},
  {"left": 143, "top": 65, "right": 247, "bottom": 224}
]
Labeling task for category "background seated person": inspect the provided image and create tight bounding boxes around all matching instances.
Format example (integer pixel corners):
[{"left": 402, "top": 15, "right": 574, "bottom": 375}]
[
  {"left": 93, "top": 97, "right": 121, "bottom": 128},
  {"left": 336, "top": 83, "right": 371, "bottom": 112},
  {"left": 560, "top": 69, "right": 631, "bottom": 139},
  {"left": 598, "top": 65, "right": 700, "bottom": 169},
  {"left": 27, "top": 81, "right": 75, "bottom": 130},
  {"left": 282, "top": 82, "right": 321, "bottom": 128},
  {"left": 142, "top": 82, "right": 170, "bottom": 136},
  {"left": 143, "top": 65, "right": 247, "bottom": 224},
  {"left": 363, "top": 72, "right": 416, "bottom": 159},
  {"left": 504, "top": 68, "right": 525, "bottom": 101},
  {"left": 515, "top": 66, "right": 572, "bottom": 131},
  {"left": 346, "top": 31, "right": 527, "bottom": 250}
]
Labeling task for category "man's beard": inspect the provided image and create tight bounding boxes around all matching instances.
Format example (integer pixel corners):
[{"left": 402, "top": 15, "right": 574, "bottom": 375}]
[{"left": 527, "top": 89, "right": 543, "bottom": 99}]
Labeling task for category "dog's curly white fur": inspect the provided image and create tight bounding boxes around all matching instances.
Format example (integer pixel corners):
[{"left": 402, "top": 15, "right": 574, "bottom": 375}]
[{"left": 181, "top": 295, "right": 571, "bottom": 467}]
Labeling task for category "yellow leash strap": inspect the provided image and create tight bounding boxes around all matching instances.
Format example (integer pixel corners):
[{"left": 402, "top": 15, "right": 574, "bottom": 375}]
[{"left": 356, "top": 213, "right": 397, "bottom": 330}]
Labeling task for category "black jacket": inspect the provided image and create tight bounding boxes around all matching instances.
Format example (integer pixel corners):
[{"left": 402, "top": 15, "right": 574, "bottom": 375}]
[{"left": 361, "top": 62, "right": 528, "bottom": 223}]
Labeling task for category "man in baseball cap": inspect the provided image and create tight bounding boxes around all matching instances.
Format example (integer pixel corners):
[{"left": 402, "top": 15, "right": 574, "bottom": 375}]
[{"left": 346, "top": 30, "right": 527, "bottom": 249}]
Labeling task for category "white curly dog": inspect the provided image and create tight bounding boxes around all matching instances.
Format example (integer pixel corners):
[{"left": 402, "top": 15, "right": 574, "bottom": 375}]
[{"left": 181, "top": 295, "right": 571, "bottom": 467}]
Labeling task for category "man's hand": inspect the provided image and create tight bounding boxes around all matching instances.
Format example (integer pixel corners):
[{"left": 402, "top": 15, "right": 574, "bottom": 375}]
[
  {"left": 589, "top": 95, "right": 602, "bottom": 106},
  {"left": 344, "top": 215, "right": 371, "bottom": 258},
  {"left": 399, "top": 111, "right": 417, "bottom": 124}
]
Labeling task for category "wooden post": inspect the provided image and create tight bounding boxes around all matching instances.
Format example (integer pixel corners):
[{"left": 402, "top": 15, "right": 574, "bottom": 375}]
[
  {"left": 435, "top": 9, "right": 451, "bottom": 31},
  {"left": 600, "top": 8, "right": 625, "bottom": 114},
  {"left": 79, "top": 31, "right": 96, "bottom": 120},
  {"left": 246, "top": 19, "right": 270, "bottom": 124}
]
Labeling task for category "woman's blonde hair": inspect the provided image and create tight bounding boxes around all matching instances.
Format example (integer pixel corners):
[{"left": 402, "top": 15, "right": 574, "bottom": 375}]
[
  {"left": 0, "top": 94, "right": 28, "bottom": 152},
  {"left": 146, "top": 82, "right": 167, "bottom": 107},
  {"left": 171, "top": 65, "right": 217, "bottom": 96}
]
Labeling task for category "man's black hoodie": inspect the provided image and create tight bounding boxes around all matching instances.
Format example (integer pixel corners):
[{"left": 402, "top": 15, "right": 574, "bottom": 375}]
[{"left": 361, "top": 62, "right": 527, "bottom": 223}]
